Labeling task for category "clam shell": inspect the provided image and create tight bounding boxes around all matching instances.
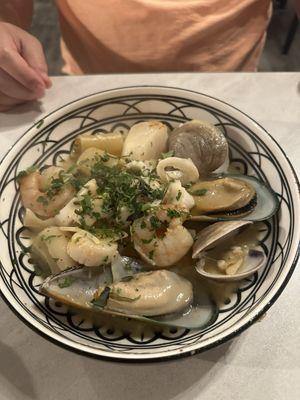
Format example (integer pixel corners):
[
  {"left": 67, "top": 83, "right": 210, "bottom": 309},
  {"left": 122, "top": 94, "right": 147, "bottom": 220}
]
[
  {"left": 195, "top": 248, "right": 266, "bottom": 282},
  {"left": 192, "top": 221, "right": 266, "bottom": 282},
  {"left": 192, "top": 221, "right": 252, "bottom": 259},
  {"left": 169, "top": 119, "right": 228, "bottom": 175}
]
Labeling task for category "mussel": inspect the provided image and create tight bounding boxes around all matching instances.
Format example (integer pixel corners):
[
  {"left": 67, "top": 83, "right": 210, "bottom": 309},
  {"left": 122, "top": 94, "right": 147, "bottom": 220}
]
[
  {"left": 40, "top": 256, "right": 217, "bottom": 329},
  {"left": 190, "top": 175, "right": 278, "bottom": 222},
  {"left": 192, "top": 221, "right": 266, "bottom": 282}
]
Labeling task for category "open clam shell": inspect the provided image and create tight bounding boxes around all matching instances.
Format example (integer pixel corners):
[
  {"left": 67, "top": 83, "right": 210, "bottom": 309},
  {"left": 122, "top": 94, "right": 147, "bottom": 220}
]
[
  {"left": 40, "top": 257, "right": 217, "bottom": 329},
  {"left": 192, "top": 221, "right": 267, "bottom": 282},
  {"left": 190, "top": 174, "right": 279, "bottom": 222},
  {"left": 195, "top": 248, "right": 266, "bottom": 282},
  {"left": 192, "top": 221, "right": 253, "bottom": 259}
]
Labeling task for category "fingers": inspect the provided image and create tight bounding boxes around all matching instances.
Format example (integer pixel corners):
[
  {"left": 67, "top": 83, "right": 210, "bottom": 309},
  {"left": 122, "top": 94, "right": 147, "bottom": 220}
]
[
  {"left": 21, "top": 31, "right": 52, "bottom": 88},
  {"left": 0, "top": 46, "right": 46, "bottom": 92},
  {"left": 36, "top": 70, "right": 52, "bottom": 89},
  {"left": 0, "top": 68, "right": 44, "bottom": 100},
  {"left": 0, "top": 23, "right": 51, "bottom": 111}
]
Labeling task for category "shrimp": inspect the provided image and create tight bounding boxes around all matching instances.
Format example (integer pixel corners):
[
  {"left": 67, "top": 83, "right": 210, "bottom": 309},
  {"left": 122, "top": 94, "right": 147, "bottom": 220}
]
[
  {"left": 131, "top": 206, "right": 193, "bottom": 267},
  {"left": 67, "top": 230, "right": 118, "bottom": 267},
  {"left": 24, "top": 209, "right": 56, "bottom": 231},
  {"left": 19, "top": 169, "right": 75, "bottom": 218},
  {"left": 163, "top": 180, "right": 195, "bottom": 211}
]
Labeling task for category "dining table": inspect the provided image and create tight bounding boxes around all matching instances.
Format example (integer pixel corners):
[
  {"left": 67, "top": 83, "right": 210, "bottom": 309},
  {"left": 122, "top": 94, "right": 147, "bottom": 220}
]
[{"left": 0, "top": 72, "right": 299, "bottom": 400}]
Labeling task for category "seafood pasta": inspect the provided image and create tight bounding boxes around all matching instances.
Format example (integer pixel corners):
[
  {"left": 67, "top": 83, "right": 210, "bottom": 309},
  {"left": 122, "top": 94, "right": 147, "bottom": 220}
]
[{"left": 17, "top": 120, "right": 277, "bottom": 328}]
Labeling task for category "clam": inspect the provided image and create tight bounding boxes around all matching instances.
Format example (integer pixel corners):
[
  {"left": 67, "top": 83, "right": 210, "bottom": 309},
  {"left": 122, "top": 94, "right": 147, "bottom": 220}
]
[
  {"left": 192, "top": 221, "right": 266, "bottom": 282},
  {"left": 190, "top": 175, "right": 278, "bottom": 222},
  {"left": 40, "top": 256, "right": 217, "bottom": 329},
  {"left": 168, "top": 119, "right": 228, "bottom": 175}
]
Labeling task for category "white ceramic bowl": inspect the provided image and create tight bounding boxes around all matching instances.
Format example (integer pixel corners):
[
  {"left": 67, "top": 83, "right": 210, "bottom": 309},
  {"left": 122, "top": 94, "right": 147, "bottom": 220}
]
[{"left": 0, "top": 86, "right": 299, "bottom": 362}]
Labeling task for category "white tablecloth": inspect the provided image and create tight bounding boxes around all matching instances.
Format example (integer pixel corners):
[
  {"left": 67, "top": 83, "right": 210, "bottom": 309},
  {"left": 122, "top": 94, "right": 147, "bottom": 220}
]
[{"left": 0, "top": 73, "right": 299, "bottom": 400}]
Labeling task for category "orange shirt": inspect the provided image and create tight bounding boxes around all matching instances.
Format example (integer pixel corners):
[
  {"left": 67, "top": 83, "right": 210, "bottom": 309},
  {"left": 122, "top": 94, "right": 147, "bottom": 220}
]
[{"left": 55, "top": 0, "right": 271, "bottom": 74}]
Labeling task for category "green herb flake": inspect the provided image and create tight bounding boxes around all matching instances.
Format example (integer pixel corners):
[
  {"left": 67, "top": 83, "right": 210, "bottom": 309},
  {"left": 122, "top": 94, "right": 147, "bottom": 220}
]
[
  {"left": 140, "top": 220, "right": 146, "bottom": 229},
  {"left": 167, "top": 208, "right": 181, "bottom": 219},
  {"left": 148, "top": 250, "right": 154, "bottom": 260},
  {"left": 141, "top": 237, "right": 153, "bottom": 244},
  {"left": 149, "top": 215, "right": 162, "bottom": 229},
  {"left": 120, "top": 275, "right": 134, "bottom": 282},
  {"left": 41, "top": 234, "right": 61, "bottom": 242},
  {"left": 161, "top": 150, "right": 174, "bottom": 159},
  {"left": 176, "top": 190, "right": 182, "bottom": 201},
  {"left": 37, "top": 196, "right": 49, "bottom": 206},
  {"left": 58, "top": 276, "right": 76, "bottom": 288},
  {"left": 16, "top": 165, "right": 38, "bottom": 181},
  {"left": 141, "top": 203, "right": 152, "bottom": 213},
  {"left": 100, "top": 152, "right": 110, "bottom": 162},
  {"left": 110, "top": 292, "right": 141, "bottom": 302},
  {"left": 191, "top": 188, "right": 208, "bottom": 196},
  {"left": 35, "top": 119, "right": 44, "bottom": 128}
]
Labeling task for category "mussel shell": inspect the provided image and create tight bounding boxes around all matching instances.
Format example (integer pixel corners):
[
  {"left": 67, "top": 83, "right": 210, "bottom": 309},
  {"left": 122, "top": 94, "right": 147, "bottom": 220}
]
[
  {"left": 190, "top": 174, "right": 279, "bottom": 222},
  {"left": 40, "top": 258, "right": 217, "bottom": 329},
  {"left": 40, "top": 266, "right": 113, "bottom": 310}
]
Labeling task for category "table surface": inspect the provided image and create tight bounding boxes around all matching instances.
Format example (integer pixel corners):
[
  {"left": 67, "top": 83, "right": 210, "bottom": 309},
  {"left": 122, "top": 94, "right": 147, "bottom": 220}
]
[{"left": 0, "top": 73, "right": 299, "bottom": 400}]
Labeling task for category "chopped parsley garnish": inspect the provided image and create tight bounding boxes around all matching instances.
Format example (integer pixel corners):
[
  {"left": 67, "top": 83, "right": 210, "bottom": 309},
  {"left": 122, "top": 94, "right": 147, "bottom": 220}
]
[
  {"left": 58, "top": 276, "right": 76, "bottom": 288},
  {"left": 149, "top": 215, "right": 162, "bottom": 229},
  {"left": 148, "top": 250, "right": 154, "bottom": 260},
  {"left": 100, "top": 152, "right": 110, "bottom": 162},
  {"left": 46, "top": 170, "right": 74, "bottom": 199},
  {"left": 110, "top": 291, "right": 141, "bottom": 302},
  {"left": 190, "top": 188, "right": 207, "bottom": 196},
  {"left": 16, "top": 165, "right": 38, "bottom": 181},
  {"left": 140, "top": 220, "right": 146, "bottom": 229},
  {"left": 40, "top": 234, "right": 61, "bottom": 242},
  {"left": 167, "top": 208, "right": 182, "bottom": 218},
  {"left": 176, "top": 190, "right": 182, "bottom": 201},
  {"left": 37, "top": 196, "right": 48, "bottom": 206},
  {"left": 35, "top": 119, "right": 44, "bottom": 128},
  {"left": 161, "top": 150, "right": 174, "bottom": 159},
  {"left": 141, "top": 237, "right": 153, "bottom": 244},
  {"left": 85, "top": 159, "right": 165, "bottom": 226},
  {"left": 120, "top": 275, "right": 134, "bottom": 282}
]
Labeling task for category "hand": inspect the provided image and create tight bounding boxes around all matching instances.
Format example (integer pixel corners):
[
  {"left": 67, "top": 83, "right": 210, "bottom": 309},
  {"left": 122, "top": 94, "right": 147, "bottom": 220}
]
[{"left": 0, "top": 22, "right": 51, "bottom": 112}]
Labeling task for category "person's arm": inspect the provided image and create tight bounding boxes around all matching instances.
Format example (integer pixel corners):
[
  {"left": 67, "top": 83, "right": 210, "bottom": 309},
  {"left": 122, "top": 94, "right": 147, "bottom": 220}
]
[{"left": 0, "top": 0, "right": 51, "bottom": 112}]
